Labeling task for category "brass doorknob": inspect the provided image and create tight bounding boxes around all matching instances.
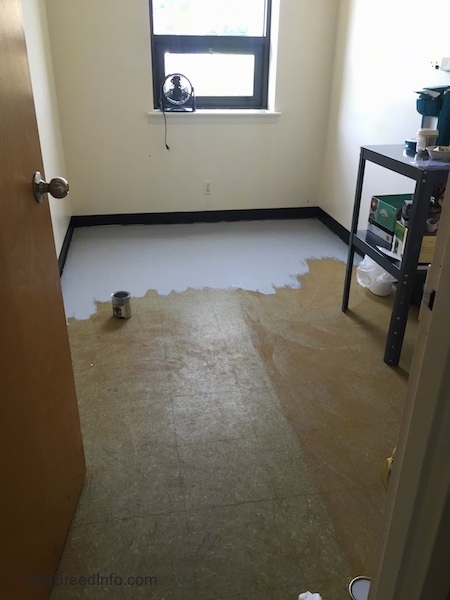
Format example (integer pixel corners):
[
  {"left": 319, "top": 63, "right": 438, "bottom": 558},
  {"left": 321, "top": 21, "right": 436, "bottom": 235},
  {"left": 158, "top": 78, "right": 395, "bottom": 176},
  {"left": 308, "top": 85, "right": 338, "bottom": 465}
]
[{"left": 33, "top": 171, "right": 69, "bottom": 203}]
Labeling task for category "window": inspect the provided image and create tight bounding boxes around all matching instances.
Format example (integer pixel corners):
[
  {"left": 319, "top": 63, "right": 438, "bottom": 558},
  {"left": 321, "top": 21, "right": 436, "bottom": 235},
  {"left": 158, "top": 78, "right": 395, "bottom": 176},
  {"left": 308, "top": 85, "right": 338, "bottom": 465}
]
[{"left": 149, "top": 0, "right": 272, "bottom": 110}]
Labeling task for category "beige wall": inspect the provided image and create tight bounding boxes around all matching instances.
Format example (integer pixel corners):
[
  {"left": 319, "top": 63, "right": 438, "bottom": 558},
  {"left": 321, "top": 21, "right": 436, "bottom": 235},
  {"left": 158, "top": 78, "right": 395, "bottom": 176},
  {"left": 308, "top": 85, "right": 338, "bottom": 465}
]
[
  {"left": 22, "top": 0, "right": 71, "bottom": 256},
  {"left": 45, "top": 0, "right": 340, "bottom": 216},
  {"left": 320, "top": 0, "right": 450, "bottom": 230},
  {"left": 22, "top": 0, "right": 450, "bottom": 238}
]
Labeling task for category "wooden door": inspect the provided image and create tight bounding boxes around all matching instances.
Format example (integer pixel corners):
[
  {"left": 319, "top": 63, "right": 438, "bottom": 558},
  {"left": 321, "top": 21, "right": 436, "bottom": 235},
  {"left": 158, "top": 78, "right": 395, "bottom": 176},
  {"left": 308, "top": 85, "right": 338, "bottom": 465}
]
[{"left": 0, "top": 0, "right": 86, "bottom": 598}]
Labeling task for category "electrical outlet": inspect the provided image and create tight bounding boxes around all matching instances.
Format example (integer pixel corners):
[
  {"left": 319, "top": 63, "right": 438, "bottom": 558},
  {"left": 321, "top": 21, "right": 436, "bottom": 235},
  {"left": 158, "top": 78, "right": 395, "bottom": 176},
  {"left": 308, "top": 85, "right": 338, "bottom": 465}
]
[{"left": 204, "top": 179, "right": 212, "bottom": 195}]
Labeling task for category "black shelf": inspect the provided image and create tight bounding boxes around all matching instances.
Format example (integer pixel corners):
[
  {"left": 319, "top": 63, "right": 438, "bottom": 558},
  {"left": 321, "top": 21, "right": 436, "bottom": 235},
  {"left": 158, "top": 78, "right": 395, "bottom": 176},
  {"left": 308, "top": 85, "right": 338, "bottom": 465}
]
[
  {"left": 362, "top": 145, "right": 450, "bottom": 178},
  {"left": 354, "top": 231, "right": 401, "bottom": 278},
  {"left": 342, "top": 145, "right": 450, "bottom": 366}
]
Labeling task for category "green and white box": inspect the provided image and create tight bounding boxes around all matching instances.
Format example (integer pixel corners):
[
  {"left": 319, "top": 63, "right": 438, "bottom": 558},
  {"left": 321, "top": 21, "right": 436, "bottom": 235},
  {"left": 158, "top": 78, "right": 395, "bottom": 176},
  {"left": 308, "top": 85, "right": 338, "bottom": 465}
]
[{"left": 368, "top": 194, "right": 413, "bottom": 233}]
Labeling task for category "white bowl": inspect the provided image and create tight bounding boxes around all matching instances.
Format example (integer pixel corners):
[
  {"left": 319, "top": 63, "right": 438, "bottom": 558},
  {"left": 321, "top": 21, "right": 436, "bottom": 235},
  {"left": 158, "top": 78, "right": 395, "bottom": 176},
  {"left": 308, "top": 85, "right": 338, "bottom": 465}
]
[{"left": 426, "top": 145, "right": 450, "bottom": 161}]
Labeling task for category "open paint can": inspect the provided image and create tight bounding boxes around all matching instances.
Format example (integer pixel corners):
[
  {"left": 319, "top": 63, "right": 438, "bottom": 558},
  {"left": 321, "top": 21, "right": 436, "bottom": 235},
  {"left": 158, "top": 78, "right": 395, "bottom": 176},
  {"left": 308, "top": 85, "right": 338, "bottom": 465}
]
[
  {"left": 111, "top": 290, "right": 132, "bottom": 319},
  {"left": 348, "top": 576, "right": 371, "bottom": 600}
]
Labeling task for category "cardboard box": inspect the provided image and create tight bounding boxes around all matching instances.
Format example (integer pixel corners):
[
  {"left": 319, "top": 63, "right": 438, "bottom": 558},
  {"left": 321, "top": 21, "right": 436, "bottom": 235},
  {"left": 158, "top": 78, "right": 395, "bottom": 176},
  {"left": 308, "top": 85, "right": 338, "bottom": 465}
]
[
  {"left": 392, "top": 220, "right": 437, "bottom": 264},
  {"left": 366, "top": 221, "right": 394, "bottom": 245},
  {"left": 368, "top": 194, "right": 413, "bottom": 233}
]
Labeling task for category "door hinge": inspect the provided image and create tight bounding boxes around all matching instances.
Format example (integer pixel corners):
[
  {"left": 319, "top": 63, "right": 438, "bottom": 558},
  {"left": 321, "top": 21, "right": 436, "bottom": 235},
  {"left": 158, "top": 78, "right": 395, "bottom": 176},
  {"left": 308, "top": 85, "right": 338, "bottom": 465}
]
[{"left": 423, "top": 289, "right": 436, "bottom": 311}]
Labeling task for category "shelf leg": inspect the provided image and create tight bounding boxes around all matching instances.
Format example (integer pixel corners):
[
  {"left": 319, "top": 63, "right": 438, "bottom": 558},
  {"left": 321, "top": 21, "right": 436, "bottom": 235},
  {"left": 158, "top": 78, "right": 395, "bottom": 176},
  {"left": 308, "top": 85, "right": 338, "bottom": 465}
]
[
  {"left": 342, "top": 151, "right": 366, "bottom": 312},
  {"left": 384, "top": 275, "right": 415, "bottom": 366},
  {"left": 383, "top": 171, "right": 447, "bottom": 366}
]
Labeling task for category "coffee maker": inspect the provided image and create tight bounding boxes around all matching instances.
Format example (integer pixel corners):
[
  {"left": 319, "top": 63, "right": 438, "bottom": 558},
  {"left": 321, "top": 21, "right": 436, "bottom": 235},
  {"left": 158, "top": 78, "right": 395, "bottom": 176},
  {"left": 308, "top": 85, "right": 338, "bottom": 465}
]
[{"left": 415, "top": 85, "right": 450, "bottom": 145}]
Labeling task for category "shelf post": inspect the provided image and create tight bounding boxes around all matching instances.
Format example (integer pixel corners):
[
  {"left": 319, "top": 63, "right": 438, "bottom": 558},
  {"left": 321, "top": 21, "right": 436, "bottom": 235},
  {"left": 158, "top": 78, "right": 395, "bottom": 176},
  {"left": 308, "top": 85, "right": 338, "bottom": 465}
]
[
  {"left": 384, "top": 171, "right": 447, "bottom": 365},
  {"left": 342, "top": 149, "right": 366, "bottom": 311}
]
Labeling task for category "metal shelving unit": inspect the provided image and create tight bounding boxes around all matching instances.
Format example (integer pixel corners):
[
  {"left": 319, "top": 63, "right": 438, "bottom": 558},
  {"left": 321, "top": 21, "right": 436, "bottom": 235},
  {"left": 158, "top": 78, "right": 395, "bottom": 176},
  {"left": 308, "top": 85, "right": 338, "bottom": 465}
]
[{"left": 342, "top": 144, "right": 450, "bottom": 366}]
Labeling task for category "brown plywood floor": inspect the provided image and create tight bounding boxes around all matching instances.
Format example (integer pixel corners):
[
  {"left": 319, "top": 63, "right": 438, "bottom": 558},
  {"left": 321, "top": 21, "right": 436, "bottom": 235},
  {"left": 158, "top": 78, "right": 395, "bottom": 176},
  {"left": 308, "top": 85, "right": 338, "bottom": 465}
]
[{"left": 51, "top": 258, "right": 417, "bottom": 600}]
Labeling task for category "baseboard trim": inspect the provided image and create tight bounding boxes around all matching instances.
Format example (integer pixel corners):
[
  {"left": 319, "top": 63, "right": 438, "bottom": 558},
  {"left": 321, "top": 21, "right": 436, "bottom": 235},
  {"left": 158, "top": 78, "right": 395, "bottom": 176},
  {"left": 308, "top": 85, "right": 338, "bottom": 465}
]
[
  {"left": 70, "top": 207, "right": 319, "bottom": 227},
  {"left": 58, "top": 222, "right": 75, "bottom": 276},
  {"left": 315, "top": 208, "right": 350, "bottom": 246}
]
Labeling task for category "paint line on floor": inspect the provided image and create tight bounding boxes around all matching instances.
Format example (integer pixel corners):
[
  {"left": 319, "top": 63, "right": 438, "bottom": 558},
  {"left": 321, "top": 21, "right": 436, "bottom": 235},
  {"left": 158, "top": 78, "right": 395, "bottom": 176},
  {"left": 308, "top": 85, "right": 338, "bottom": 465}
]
[{"left": 61, "top": 219, "right": 349, "bottom": 320}]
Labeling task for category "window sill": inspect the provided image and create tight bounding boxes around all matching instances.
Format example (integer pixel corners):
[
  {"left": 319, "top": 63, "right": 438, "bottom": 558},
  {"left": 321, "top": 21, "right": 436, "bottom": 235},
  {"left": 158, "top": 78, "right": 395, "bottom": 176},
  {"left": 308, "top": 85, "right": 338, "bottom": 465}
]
[{"left": 147, "top": 109, "right": 281, "bottom": 122}]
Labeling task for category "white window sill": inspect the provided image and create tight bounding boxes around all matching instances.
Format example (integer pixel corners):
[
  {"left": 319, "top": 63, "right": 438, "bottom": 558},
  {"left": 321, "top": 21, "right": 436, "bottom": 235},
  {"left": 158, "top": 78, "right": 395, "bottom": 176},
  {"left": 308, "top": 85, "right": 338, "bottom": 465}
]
[{"left": 147, "top": 109, "right": 281, "bottom": 121}]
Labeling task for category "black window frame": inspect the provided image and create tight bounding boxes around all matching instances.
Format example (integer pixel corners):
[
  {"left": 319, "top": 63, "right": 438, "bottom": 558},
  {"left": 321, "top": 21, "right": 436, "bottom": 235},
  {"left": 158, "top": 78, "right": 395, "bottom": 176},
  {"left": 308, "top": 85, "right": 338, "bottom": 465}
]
[{"left": 149, "top": 1, "right": 272, "bottom": 110}]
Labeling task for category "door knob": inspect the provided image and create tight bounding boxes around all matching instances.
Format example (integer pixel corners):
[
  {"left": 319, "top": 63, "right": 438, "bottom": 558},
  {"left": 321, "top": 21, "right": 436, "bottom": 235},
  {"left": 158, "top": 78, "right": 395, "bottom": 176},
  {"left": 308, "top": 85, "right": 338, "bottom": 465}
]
[{"left": 33, "top": 171, "right": 69, "bottom": 203}]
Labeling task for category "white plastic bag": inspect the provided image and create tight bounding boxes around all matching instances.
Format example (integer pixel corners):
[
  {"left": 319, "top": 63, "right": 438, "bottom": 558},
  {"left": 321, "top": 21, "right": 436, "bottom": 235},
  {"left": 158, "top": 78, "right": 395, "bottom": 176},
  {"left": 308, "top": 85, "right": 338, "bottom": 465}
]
[
  {"left": 356, "top": 255, "right": 396, "bottom": 296},
  {"left": 298, "top": 593, "right": 322, "bottom": 600}
]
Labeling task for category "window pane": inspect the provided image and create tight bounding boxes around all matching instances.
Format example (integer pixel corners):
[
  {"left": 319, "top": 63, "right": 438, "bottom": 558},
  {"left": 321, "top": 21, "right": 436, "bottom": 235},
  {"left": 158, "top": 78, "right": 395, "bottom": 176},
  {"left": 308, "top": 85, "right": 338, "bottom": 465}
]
[
  {"left": 164, "top": 53, "right": 255, "bottom": 96},
  {"left": 153, "top": 0, "right": 266, "bottom": 36}
]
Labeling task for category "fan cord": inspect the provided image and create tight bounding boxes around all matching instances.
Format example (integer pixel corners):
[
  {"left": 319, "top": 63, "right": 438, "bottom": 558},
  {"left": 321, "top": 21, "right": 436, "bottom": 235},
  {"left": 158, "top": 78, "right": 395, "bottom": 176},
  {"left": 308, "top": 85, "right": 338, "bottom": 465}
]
[
  {"left": 159, "top": 96, "right": 170, "bottom": 151},
  {"left": 163, "top": 109, "right": 170, "bottom": 151}
]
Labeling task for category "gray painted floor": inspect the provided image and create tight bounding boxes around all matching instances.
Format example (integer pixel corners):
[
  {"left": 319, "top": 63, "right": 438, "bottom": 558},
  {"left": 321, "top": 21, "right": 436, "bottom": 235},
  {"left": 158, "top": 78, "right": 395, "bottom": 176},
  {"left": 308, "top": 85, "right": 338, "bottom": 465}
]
[{"left": 61, "top": 219, "right": 350, "bottom": 320}]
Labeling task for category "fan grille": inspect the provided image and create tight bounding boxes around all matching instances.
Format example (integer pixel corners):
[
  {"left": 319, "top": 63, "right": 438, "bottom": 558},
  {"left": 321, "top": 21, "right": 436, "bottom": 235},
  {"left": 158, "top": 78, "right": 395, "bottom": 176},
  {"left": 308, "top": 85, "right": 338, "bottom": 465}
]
[{"left": 162, "top": 74, "right": 193, "bottom": 106}]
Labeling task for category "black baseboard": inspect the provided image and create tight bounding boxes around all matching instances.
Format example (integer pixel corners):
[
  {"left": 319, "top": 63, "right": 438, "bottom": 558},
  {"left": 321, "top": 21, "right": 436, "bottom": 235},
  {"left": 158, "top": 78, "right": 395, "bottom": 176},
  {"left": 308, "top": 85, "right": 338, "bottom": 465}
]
[
  {"left": 315, "top": 208, "right": 350, "bottom": 246},
  {"left": 60, "top": 207, "right": 351, "bottom": 274},
  {"left": 58, "top": 222, "right": 75, "bottom": 276},
  {"left": 70, "top": 207, "right": 319, "bottom": 227}
]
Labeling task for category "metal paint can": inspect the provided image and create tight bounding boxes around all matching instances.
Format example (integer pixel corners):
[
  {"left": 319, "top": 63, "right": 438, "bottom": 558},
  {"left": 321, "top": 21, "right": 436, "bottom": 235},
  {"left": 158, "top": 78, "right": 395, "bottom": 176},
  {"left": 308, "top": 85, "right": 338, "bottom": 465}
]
[
  {"left": 111, "top": 290, "right": 132, "bottom": 319},
  {"left": 348, "top": 576, "right": 371, "bottom": 600}
]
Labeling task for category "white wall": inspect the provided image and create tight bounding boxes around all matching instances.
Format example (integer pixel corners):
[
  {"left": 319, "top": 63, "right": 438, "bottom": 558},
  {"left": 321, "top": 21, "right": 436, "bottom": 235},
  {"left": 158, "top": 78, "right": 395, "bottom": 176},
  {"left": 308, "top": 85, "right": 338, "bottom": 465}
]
[
  {"left": 22, "top": 0, "right": 72, "bottom": 256},
  {"left": 45, "top": 0, "right": 340, "bottom": 216},
  {"left": 320, "top": 0, "right": 450, "bottom": 230}
]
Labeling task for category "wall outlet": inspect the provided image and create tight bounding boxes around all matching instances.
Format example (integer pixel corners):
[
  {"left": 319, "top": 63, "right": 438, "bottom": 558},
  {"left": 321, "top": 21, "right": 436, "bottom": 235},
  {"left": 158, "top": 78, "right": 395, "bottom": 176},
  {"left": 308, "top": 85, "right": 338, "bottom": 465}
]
[{"left": 204, "top": 179, "right": 212, "bottom": 195}]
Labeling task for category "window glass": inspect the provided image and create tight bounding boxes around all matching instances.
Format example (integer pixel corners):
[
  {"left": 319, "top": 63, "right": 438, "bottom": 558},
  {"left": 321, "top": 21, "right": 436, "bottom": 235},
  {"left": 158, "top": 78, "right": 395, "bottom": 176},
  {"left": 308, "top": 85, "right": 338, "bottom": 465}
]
[
  {"left": 153, "top": 0, "right": 267, "bottom": 36},
  {"left": 164, "top": 53, "right": 255, "bottom": 97}
]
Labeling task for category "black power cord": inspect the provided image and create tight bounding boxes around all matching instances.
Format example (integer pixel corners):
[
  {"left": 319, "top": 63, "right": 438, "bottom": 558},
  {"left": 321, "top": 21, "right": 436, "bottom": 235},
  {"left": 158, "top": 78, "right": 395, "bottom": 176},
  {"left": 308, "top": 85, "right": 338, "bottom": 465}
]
[{"left": 159, "top": 96, "right": 170, "bottom": 151}]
